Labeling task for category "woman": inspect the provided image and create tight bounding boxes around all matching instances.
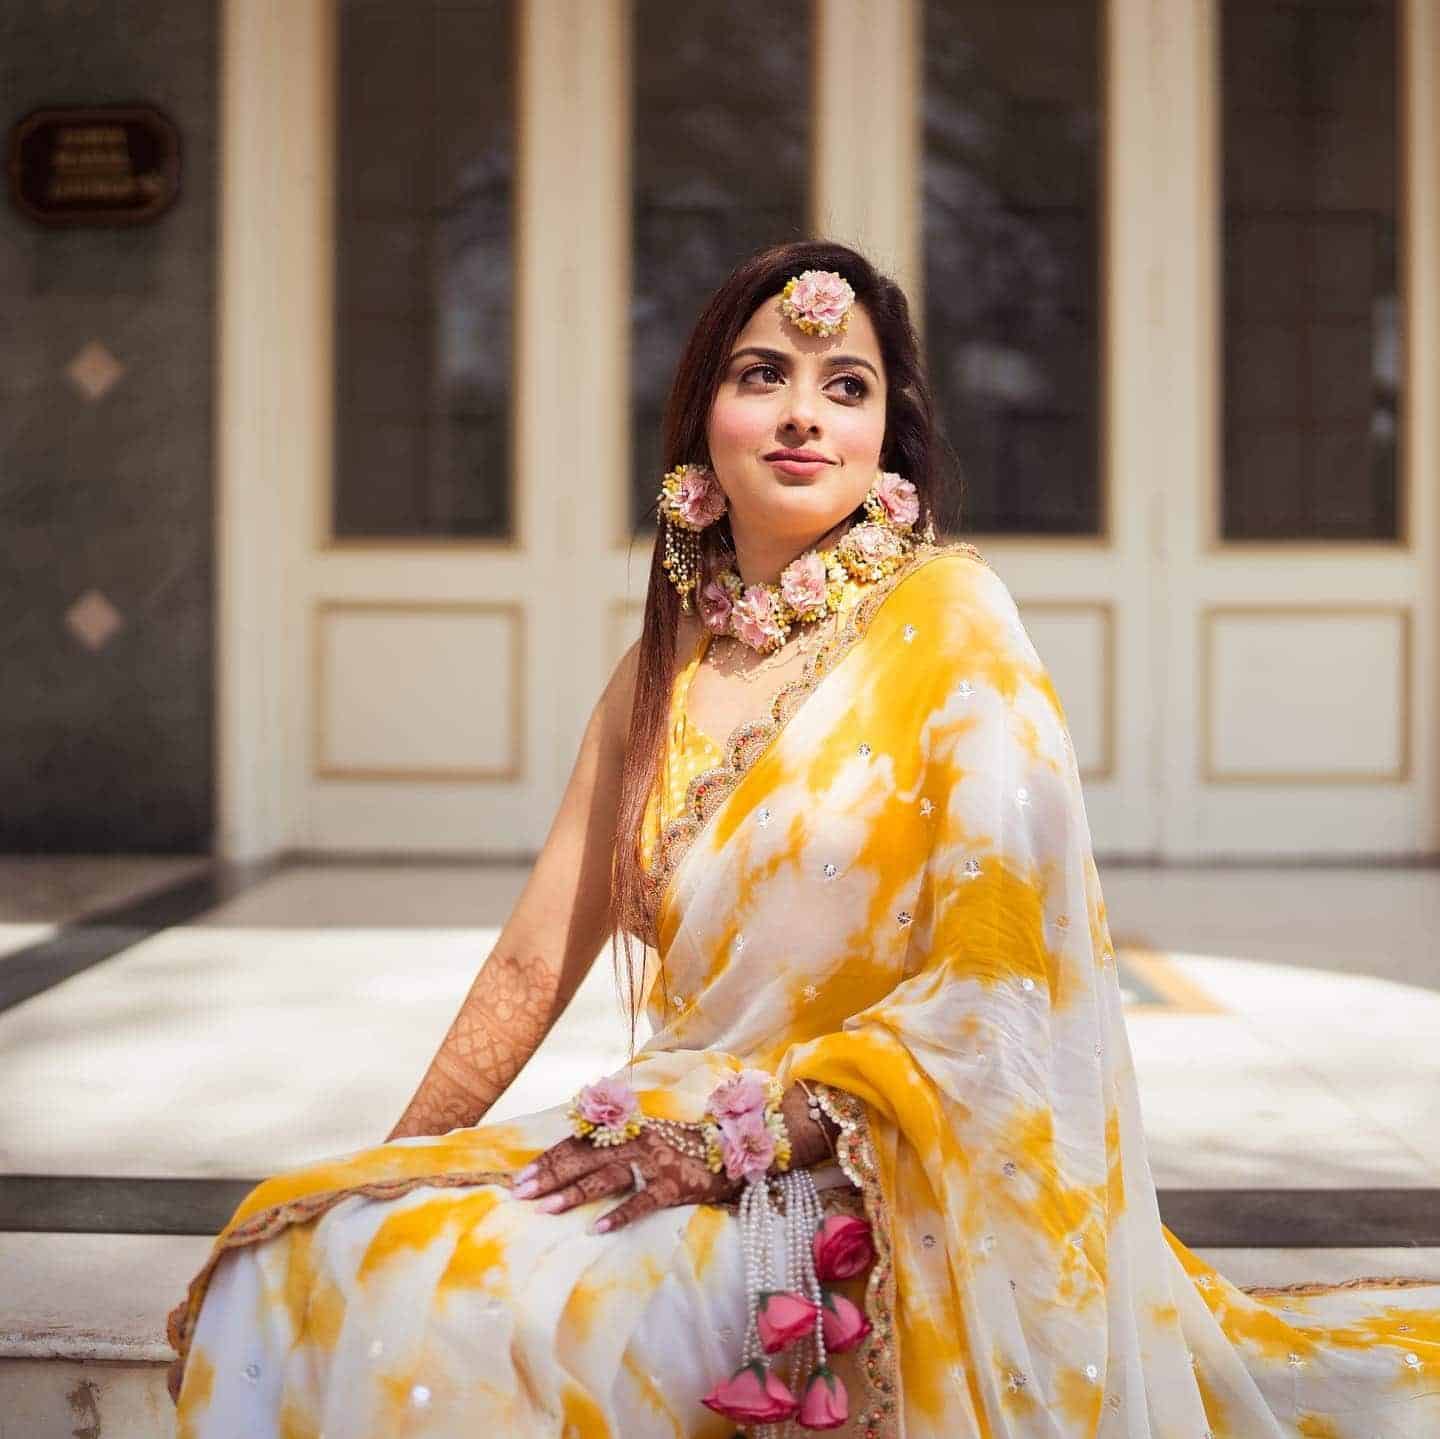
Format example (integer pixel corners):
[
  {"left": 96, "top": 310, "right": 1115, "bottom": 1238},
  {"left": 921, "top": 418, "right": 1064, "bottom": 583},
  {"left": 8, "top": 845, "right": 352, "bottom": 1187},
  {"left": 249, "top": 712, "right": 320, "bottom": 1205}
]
[{"left": 167, "top": 241, "right": 1439, "bottom": 1437}]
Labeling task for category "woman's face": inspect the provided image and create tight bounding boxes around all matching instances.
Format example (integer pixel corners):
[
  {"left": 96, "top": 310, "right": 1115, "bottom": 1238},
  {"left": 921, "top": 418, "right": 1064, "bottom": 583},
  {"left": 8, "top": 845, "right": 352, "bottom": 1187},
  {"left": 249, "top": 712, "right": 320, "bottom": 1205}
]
[{"left": 705, "top": 291, "right": 888, "bottom": 546}]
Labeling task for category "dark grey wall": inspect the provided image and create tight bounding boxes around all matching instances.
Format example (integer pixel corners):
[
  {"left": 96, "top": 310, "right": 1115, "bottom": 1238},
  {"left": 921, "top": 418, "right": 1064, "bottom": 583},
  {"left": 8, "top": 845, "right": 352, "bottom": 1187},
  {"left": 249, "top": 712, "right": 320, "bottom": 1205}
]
[{"left": 0, "top": 4, "right": 217, "bottom": 851}]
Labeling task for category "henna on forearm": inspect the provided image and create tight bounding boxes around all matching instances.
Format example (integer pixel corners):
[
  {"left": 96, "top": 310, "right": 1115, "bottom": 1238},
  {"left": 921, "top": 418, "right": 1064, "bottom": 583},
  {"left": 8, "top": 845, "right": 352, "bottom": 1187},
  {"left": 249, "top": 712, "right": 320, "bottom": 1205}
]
[
  {"left": 386, "top": 949, "right": 561, "bottom": 1141},
  {"left": 779, "top": 1081, "right": 842, "bottom": 1170}
]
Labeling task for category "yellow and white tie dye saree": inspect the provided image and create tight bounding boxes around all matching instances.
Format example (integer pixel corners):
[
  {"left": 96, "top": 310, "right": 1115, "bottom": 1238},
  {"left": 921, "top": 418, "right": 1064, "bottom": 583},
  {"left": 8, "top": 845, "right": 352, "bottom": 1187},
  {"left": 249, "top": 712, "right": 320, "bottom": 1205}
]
[{"left": 167, "top": 541, "right": 1440, "bottom": 1437}]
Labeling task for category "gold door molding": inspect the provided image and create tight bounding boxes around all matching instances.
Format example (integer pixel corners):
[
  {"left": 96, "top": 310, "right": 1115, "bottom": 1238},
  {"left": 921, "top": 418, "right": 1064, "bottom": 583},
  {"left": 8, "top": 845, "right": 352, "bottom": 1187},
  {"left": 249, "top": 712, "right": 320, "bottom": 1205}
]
[
  {"left": 312, "top": 599, "right": 526, "bottom": 783},
  {"left": 1201, "top": 604, "right": 1413, "bottom": 786}
]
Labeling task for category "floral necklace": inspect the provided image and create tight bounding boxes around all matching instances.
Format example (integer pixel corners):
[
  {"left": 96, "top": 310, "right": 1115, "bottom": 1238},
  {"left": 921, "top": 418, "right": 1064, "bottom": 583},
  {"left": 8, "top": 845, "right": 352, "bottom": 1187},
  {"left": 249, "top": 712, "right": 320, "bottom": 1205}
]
[{"left": 696, "top": 475, "right": 923, "bottom": 656}]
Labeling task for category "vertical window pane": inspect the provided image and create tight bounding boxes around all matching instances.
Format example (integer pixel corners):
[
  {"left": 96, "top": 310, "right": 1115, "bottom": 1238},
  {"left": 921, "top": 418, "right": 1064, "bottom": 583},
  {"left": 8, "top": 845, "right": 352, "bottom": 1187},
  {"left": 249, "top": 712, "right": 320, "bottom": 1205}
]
[
  {"left": 921, "top": 1, "right": 1103, "bottom": 535},
  {"left": 630, "top": 0, "right": 812, "bottom": 531},
  {"left": 333, "top": 0, "right": 515, "bottom": 540},
  {"left": 1221, "top": 0, "right": 1400, "bottom": 541}
]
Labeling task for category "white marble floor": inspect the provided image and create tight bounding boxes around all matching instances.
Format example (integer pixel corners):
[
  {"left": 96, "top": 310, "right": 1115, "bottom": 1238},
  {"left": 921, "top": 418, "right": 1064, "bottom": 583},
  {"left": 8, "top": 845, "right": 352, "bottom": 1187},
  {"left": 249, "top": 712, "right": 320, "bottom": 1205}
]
[{"left": 1099, "top": 862, "right": 1440, "bottom": 993}]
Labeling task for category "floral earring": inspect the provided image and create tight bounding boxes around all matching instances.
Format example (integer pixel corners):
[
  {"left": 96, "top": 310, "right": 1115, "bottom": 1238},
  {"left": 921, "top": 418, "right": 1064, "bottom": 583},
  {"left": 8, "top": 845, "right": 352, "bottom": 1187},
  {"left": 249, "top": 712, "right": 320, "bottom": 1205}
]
[{"left": 657, "top": 462, "right": 728, "bottom": 613}]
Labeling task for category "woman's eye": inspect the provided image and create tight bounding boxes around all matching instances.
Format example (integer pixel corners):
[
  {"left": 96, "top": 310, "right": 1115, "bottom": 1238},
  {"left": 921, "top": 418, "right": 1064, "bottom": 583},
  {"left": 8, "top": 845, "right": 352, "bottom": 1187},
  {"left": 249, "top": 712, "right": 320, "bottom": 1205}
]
[
  {"left": 834, "top": 375, "right": 867, "bottom": 400},
  {"left": 740, "top": 363, "right": 783, "bottom": 385}
]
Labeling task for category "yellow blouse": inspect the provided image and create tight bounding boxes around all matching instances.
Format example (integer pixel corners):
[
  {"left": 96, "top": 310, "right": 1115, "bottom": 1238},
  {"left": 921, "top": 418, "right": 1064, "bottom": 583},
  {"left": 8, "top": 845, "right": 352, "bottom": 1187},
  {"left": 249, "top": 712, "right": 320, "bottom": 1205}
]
[{"left": 640, "top": 581, "right": 871, "bottom": 877}]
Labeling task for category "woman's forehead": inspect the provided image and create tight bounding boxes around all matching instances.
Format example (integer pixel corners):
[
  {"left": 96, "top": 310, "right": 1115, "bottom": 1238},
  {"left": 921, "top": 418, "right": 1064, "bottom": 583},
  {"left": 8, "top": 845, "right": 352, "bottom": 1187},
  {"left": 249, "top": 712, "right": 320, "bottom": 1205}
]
[{"left": 733, "top": 292, "right": 881, "bottom": 365}]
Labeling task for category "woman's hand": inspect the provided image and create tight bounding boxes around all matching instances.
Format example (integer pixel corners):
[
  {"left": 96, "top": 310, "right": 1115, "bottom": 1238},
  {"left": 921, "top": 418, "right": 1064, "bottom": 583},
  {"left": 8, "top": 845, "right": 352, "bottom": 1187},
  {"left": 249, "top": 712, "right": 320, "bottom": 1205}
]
[{"left": 510, "top": 1124, "right": 743, "bottom": 1234}]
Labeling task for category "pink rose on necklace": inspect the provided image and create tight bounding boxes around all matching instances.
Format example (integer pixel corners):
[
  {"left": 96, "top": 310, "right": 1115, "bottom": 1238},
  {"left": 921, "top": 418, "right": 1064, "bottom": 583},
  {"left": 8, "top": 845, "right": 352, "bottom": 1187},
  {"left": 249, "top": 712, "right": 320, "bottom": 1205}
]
[
  {"left": 731, "top": 585, "right": 785, "bottom": 651},
  {"left": 698, "top": 576, "right": 734, "bottom": 634},
  {"left": 779, "top": 551, "right": 828, "bottom": 619},
  {"left": 875, "top": 471, "right": 920, "bottom": 527},
  {"left": 676, "top": 465, "right": 727, "bottom": 527},
  {"left": 846, "top": 522, "right": 904, "bottom": 566},
  {"left": 575, "top": 1075, "right": 639, "bottom": 1130}
]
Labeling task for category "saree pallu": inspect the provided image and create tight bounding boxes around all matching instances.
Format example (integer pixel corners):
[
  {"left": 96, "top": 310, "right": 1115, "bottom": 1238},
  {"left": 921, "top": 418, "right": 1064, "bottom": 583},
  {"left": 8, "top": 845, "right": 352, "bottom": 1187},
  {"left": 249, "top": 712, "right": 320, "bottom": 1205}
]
[{"left": 167, "top": 541, "right": 1440, "bottom": 1437}]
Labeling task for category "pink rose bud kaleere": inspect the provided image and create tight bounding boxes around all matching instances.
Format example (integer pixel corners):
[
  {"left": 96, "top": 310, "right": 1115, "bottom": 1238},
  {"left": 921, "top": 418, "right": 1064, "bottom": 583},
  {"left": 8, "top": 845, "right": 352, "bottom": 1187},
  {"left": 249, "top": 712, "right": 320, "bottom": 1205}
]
[
  {"left": 813, "top": 1213, "right": 876, "bottom": 1281},
  {"left": 798, "top": 1365, "right": 850, "bottom": 1429},
  {"left": 819, "top": 1289, "right": 873, "bottom": 1353},
  {"left": 756, "top": 1290, "right": 821, "bottom": 1354}
]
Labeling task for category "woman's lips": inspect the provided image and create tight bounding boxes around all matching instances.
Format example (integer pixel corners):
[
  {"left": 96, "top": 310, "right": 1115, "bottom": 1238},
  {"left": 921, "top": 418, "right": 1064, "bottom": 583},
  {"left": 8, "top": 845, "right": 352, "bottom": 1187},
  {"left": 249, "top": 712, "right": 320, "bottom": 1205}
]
[{"left": 766, "top": 456, "right": 831, "bottom": 477}]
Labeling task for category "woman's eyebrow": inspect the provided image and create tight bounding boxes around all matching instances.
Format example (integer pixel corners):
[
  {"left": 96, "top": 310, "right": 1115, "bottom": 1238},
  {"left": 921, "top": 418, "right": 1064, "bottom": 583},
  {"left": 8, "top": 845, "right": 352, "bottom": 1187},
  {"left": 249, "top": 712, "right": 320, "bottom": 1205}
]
[{"left": 728, "top": 345, "right": 880, "bottom": 381}]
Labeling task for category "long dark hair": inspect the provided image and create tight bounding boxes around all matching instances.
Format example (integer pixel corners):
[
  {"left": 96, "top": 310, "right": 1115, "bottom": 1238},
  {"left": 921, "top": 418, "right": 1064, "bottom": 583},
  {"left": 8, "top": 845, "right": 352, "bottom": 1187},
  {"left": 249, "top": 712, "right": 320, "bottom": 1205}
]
[{"left": 607, "top": 238, "right": 958, "bottom": 1058}]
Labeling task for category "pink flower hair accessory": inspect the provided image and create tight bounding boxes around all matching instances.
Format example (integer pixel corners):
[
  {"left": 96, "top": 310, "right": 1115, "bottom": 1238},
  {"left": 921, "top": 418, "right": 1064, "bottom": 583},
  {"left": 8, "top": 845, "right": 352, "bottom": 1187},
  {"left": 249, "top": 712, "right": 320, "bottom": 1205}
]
[{"left": 778, "top": 269, "right": 856, "bottom": 338}]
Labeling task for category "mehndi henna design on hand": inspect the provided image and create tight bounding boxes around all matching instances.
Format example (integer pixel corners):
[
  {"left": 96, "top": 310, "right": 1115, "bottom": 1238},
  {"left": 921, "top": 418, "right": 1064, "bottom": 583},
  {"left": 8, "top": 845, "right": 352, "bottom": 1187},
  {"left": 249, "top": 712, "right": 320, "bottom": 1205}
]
[
  {"left": 386, "top": 950, "right": 561, "bottom": 1141},
  {"left": 515, "top": 1124, "right": 744, "bottom": 1232},
  {"left": 514, "top": 1082, "right": 842, "bottom": 1232}
]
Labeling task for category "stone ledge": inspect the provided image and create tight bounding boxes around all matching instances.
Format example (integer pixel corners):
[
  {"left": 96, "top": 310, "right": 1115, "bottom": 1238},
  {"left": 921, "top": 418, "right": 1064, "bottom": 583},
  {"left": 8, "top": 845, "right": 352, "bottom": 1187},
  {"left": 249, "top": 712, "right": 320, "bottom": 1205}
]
[
  {"left": 0, "top": 1357, "right": 176, "bottom": 1439},
  {"left": 0, "top": 1231, "right": 210, "bottom": 1364}
]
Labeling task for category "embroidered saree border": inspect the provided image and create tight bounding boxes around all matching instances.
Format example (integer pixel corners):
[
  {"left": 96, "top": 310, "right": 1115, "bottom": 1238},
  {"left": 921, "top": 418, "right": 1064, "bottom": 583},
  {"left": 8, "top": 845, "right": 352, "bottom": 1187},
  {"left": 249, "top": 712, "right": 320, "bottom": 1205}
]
[
  {"left": 1241, "top": 1275, "right": 1440, "bottom": 1296},
  {"left": 638, "top": 538, "right": 992, "bottom": 949},
  {"left": 810, "top": 1081, "right": 901, "bottom": 1439}
]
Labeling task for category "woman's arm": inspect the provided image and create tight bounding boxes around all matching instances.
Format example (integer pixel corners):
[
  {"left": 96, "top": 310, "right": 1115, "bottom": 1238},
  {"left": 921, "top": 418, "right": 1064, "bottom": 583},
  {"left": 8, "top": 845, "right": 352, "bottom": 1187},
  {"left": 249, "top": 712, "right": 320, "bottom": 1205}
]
[
  {"left": 386, "top": 643, "right": 641, "bottom": 1141},
  {"left": 778, "top": 1082, "right": 843, "bottom": 1169}
]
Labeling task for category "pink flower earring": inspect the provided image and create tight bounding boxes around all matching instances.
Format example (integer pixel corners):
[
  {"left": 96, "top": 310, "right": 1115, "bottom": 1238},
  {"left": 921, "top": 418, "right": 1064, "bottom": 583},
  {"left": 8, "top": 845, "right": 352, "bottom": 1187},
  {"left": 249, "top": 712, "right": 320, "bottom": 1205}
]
[{"left": 657, "top": 462, "right": 728, "bottom": 614}]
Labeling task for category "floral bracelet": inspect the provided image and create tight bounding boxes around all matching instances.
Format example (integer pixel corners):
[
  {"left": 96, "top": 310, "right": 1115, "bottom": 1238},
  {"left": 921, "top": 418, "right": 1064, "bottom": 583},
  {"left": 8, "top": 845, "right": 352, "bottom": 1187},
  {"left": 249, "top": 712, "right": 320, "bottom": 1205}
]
[{"left": 567, "top": 1066, "right": 792, "bottom": 1184}]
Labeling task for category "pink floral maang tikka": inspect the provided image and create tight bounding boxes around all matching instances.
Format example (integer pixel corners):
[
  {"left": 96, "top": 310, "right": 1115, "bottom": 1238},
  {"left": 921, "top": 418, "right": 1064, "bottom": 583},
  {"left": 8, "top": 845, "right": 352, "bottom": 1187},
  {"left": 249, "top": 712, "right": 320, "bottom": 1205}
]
[{"left": 778, "top": 269, "right": 855, "bottom": 338}]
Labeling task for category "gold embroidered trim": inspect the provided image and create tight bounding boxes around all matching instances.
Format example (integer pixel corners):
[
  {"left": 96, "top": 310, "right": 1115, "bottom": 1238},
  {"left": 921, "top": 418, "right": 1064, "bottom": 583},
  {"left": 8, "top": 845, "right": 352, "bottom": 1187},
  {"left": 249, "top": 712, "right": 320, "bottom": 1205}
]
[
  {"left": 1241, "top": 1275, "right": 1440, "bottom": 1296},
  {"left": 638, "top": 539, "right": 990, "bottom": 947},
  {"left": 811, "top": 1081, "right": 900, "bottom": 1439},
  {"left": 164, "top": 1168, "right": 514, "bottom": 1405}
]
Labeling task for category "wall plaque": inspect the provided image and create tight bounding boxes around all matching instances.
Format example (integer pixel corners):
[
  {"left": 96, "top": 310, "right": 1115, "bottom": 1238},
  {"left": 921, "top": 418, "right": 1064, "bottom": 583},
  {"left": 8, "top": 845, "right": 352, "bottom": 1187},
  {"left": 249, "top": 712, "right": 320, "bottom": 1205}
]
[{"left": 8, "top": 105, "right": 180, "bottom": 226}]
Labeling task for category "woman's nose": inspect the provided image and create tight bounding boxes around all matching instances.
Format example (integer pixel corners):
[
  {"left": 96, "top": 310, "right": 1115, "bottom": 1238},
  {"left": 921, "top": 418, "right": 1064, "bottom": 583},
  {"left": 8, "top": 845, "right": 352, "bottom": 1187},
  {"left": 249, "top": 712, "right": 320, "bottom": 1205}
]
[{"left": 779, "top": 393, "right": 821, "bottom": 437}]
